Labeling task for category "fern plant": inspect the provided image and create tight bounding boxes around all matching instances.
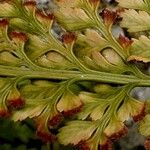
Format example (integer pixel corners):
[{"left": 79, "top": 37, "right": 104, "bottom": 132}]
[{"left": 0, "top": 0, "right": 149, "bottom": 149}]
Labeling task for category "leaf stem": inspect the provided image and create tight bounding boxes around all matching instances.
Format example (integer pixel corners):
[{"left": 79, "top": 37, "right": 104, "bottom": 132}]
[{"left": 0, "top": 65, "right": 150, "bottom": 86}]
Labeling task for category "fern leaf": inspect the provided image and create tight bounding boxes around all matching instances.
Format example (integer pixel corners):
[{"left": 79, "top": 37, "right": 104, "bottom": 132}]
[
  {"left": 128, "top": 36, "right": 150, "bottom": 63},
  {"left": 139, "top": 114, "right": 150, "bottom": 137},
  {"left": 54, "top": 0, "right": 99, "bottom": 31},
  {"left": 117, "top": 0, "right": 150, "bottom": 12},
  {"left": 120, "top": 9, "right": 150, "bottom": 32},
  {"left": 0, "top": 0, "right": 149, "bottom": 149}
]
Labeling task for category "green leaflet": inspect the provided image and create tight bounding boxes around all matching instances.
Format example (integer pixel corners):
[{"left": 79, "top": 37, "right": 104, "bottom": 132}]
[
  {"left": 57, "top": 89, "right": 82, "bottom": 114},
  {"left": 11, "top": 98, "right": 48, "bottom": 121},
  {"left": 25, "top": 34, "right": 55, "bottom": 60},
  {"left": 58, "top": 121, "right": 97, "bottom": 145},
  {"left": 0, "top": 51, "right": 21, "bottom": 66},
  {"left": 139, "top": 114, "right": 150, "bottom": 137},
  {"left": 0, "top": 2, "right": 20, "bottom": 17},
  {"left": 77, "top": 29, "right": 109, "bottom": 50},
  {"left": 120, "top": 10, "right": 150, "bottom": 32},
  {"left": 117, "top": 0, "right": 150, "bottom": 12},
  {"left": 54, "top": 7, "right": 94, "bottom": 31},
  {"left": 10, "top": 18, "right": 35, "bottom": 34},
  {"left": 20, "top": 80, "right": 60, "bottom": 99},
  {"left": 128, "top": 36, "right": 150, "bottom": 63},
  {"left": 54, "top": 0, "right": 98, "bottom": 31},
  {"left": 139, "top": 99, "right": 150, "bottom": 137},
  {"left": 54, "top": 0, "right": 81, "bottom": 8}
]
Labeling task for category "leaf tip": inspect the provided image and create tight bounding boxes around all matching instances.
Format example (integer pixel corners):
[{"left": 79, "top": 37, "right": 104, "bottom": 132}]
[
  {"left": 133, "top": 103, "right": 146, "bottom": 122},
  {"left": 36, "top": 130, "right": 57, "bottom": 143},
  {"left": 99, "top": 140, "right": 113, "bottom": 150},
  {"left": 109, "top": 126, "right": 128, "bottom": 141},
  {"left": 62, "top": 104, "right": 83, "bottom": 117},
  {"left": 77, "top": 141, "right": 90, "bottom": 150},
  {"left": 10, "top": 31, "right": 28, "bottom": 43},
  {"left": 36, "top": 10, "right": 55, "bottom": 21},
  {"left": 101, "top": 8, "right": 117, "bottom": 26},
  {"left": 144, "top": 139, "right": 150, "bottom": 150},
  {"left": 0, "top": 108, "right": 10, "bottom": 118},
  {"left": 62, "top": 32, "right": 77, "bottom": 44},
  {"left": 118, "top": 34, "right": 133, "bottom": 48},
  {"left": 7, "top": 97, "right": 25, "bottom": 109},
  {"left": 0, "top": 18, "right": 9, "bottom": 27},
  {"left": 23, "top": 0, "right": 36, "bottom": 11},
  {"left": 48, "top": 113, "right": 63, "bottom": 127}
]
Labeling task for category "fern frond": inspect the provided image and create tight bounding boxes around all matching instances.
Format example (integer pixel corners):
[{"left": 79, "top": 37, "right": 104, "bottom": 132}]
[{"left": 0, "top": 0, "right": 149, "bottom": 149}]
